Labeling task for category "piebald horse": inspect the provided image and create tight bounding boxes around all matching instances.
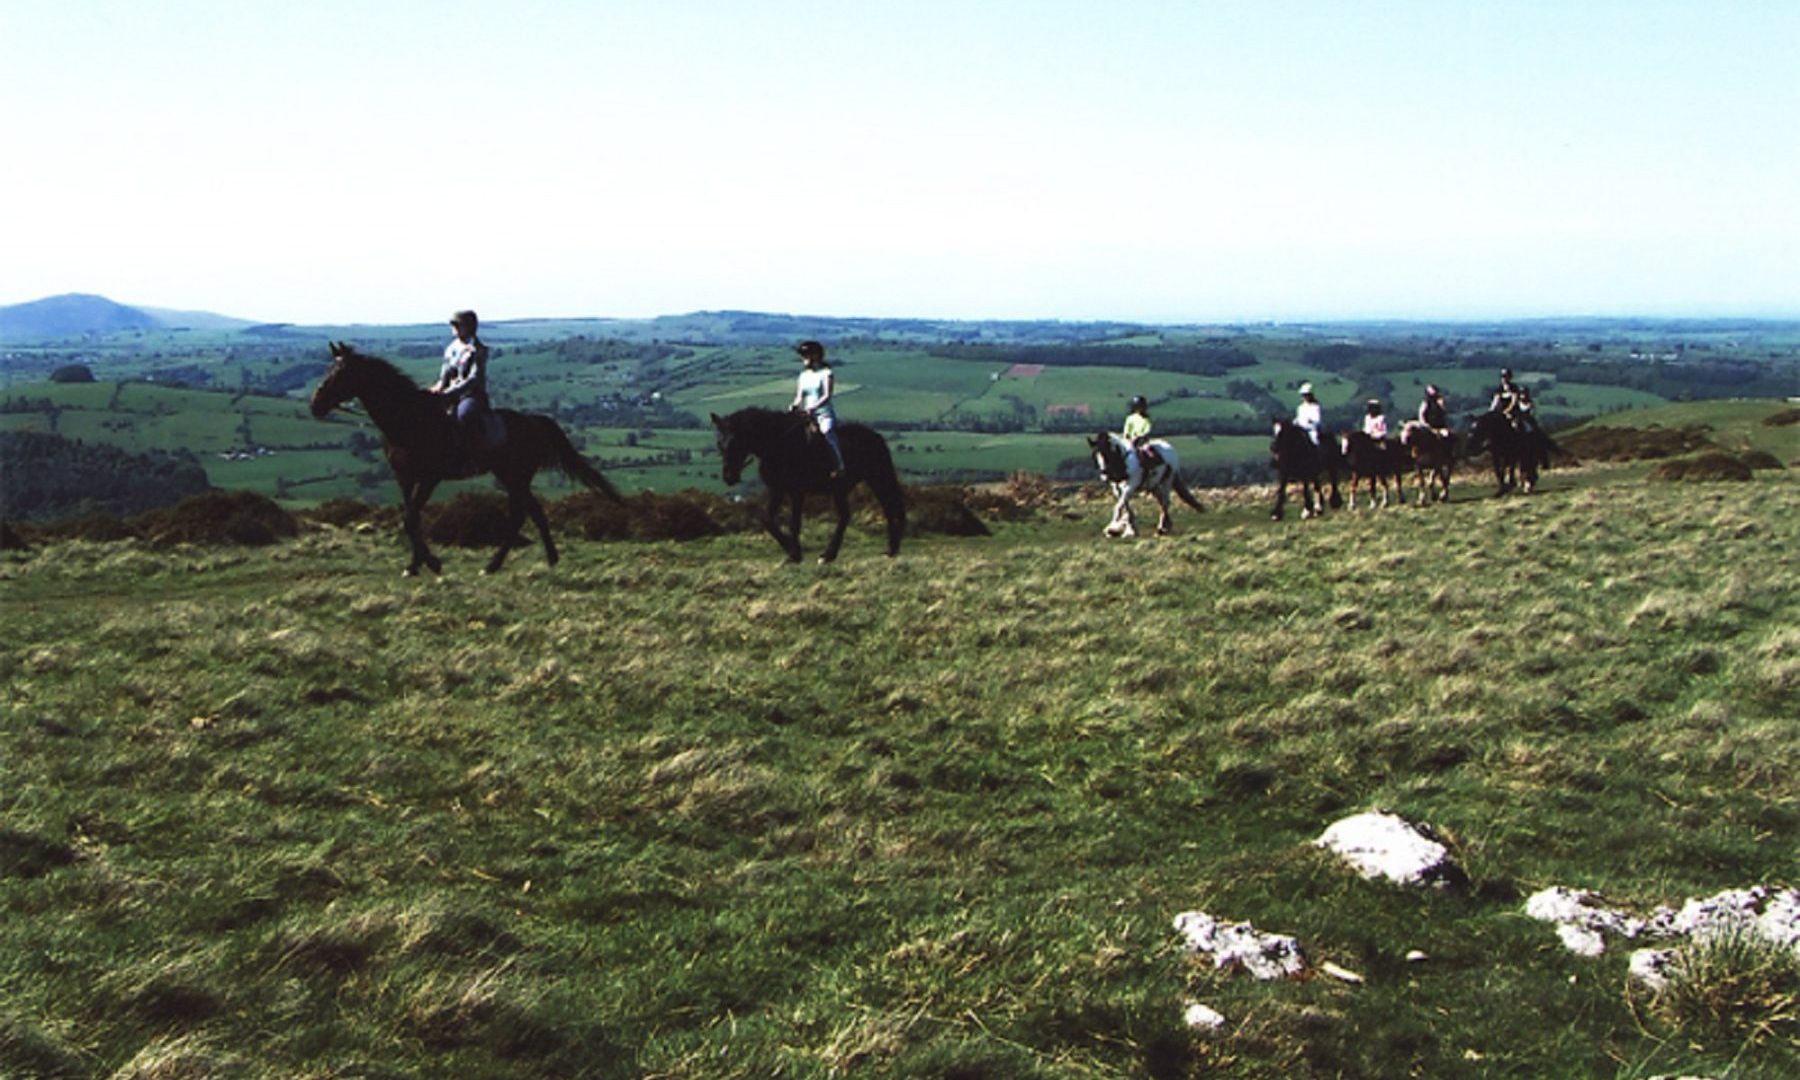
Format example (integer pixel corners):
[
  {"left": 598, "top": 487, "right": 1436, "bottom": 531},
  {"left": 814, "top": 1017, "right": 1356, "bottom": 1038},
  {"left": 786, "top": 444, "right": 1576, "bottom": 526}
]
[{"left": 1088, "top": 432, "right": 1204, "bottom": 538}]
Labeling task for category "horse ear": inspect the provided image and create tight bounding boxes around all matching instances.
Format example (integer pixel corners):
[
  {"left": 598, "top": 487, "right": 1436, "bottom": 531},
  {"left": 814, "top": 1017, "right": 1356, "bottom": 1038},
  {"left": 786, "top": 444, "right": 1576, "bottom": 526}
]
[{"left": 710, "top": 413, "right": 723, "bottom": 427}]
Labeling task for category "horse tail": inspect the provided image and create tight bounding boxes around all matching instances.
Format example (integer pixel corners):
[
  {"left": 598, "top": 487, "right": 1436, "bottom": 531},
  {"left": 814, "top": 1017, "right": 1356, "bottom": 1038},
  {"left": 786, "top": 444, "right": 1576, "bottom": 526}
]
[
  {"left": 544, "top": 420, "right": 624, "bottom": 504},
  {"left": 1172, "top": 472, "right": 1205, "bottom": 512},
  {"left": 851, "top": 426, "right": 906, "bottom": 555}
]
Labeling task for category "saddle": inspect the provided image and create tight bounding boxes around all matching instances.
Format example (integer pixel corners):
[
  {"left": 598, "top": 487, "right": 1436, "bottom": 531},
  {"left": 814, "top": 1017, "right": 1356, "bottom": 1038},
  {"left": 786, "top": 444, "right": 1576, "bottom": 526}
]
[{"left": 1134, "top": 444, "right": 1163, "bottom": 471}]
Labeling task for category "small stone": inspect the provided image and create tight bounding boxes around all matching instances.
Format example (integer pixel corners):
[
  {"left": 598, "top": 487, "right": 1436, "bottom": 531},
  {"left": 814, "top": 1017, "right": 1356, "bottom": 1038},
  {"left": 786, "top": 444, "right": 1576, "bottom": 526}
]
[{"left": 1183, "top": 1003, "right": 1226, "bottom": 1030}]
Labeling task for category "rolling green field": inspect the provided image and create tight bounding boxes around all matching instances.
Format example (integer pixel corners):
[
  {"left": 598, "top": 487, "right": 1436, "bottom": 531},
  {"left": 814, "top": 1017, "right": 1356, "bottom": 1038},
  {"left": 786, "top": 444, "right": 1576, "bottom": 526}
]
[
  {"left": 2, "top": 458, "right": 1797, "bottom": 1077},
  {"left": 5, "top": 316, "right": 1797, "bottom": 517}
]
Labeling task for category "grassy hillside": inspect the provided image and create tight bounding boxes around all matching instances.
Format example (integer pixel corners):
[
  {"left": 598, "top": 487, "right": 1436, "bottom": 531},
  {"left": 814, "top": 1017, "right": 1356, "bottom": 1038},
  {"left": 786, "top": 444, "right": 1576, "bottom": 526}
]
[{"left": 2, "top": 464, "right": 1796, "bottom": 1077}]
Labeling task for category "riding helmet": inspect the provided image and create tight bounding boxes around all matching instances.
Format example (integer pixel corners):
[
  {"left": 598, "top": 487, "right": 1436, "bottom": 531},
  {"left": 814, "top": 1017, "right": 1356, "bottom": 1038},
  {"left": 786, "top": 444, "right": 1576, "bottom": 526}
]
[
  {"left": 1500, "top": 367, "right": 1513, "bottom": 379},
  {"left": 794, "top": 340, "right": 825, "bottom": 362},
  {"left": 450, "top": 310, "right": 479, "bottom": 330},
  {"left": 1130, "top": 395, "right": 1148, "bottom": 410}
]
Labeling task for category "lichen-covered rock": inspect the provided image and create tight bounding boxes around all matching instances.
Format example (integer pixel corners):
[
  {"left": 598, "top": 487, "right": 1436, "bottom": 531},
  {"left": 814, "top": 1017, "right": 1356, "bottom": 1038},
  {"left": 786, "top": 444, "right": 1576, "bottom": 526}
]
[
  {"left": 1172, "top": 911, "right": 1306, "bottom": 980},
  {"left": 1526, "top": 884, "right": 1800, "bottom": 972}
]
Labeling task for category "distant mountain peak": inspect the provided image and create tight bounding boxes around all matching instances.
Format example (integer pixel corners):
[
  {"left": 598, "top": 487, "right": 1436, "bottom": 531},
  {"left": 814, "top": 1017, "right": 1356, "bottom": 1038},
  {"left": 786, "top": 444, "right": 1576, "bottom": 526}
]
[{"left": 0, "top": 293, "right": 162, "bottom": 340}]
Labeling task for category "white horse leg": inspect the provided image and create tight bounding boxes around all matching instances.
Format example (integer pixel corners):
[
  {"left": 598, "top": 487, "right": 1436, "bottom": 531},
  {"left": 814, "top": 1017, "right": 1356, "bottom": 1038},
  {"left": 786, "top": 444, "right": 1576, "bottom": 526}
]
[{"left": 1104, "top": 482, "right": 1134, "bottom": 537}]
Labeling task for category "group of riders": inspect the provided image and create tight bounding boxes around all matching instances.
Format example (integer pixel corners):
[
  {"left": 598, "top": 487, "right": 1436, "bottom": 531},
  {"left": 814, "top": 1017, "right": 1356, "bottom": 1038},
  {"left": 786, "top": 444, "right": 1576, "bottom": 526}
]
[
  {"left": 433, "top": 307, "right": 1547, "bottom": 489},
  {"left": 1118, "top": 367, "right": 1553, "bottom": 480}
]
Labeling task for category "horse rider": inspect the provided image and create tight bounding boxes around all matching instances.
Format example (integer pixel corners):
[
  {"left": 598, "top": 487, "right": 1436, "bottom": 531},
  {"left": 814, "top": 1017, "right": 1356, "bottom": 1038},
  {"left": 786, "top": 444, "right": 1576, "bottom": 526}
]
[
  {"left": 1490, "top": 368, "right": 1523, "bottom": 424},
  {"left": 1362, "top": 399, "right": 1389, "bottom": 442},
  {"left": 1417, "top": 384, "right": 1451, "bottom": 441},
  {"left": 1123, "top": 394, "right": 1161, "bottom": 469},
  {"left": 429, "top": 309, "right": 490, "bottom": 464},
  {"left": 1294, "top": 383, "right": 1323, "bottom": 445},
  {"left": 1514, "top": 386, "right": 1554, "bottom": 466},
  {"left": 790, "top": 339, "right": 845, "bottom": 477}
]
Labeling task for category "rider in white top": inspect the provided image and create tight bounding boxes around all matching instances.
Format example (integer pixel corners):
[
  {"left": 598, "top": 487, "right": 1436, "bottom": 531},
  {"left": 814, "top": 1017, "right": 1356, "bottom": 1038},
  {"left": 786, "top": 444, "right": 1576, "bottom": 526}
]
[
  {"left": 790, "top": 340, "right": 845, "bottom": 475},
  {"left": 1294, "top": 383, "right": 1323, "bottom": 445}
]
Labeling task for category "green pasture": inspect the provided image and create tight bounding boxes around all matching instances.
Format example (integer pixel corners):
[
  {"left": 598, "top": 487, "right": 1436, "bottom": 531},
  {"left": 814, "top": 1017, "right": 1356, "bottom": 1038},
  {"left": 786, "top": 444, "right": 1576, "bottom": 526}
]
[
  {"left": 1, "top": 465, "right": 1795, "bottom": 1078},
  {"left": 1569, "top": 398, "right": 1800, "bottom": 459}
]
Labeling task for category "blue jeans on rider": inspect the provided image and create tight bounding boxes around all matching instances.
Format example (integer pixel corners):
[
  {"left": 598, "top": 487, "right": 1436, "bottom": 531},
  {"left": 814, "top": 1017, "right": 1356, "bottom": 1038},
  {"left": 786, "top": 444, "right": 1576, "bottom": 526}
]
[{"left": 454, "top": 396, "right": 485, "bottom": 454}]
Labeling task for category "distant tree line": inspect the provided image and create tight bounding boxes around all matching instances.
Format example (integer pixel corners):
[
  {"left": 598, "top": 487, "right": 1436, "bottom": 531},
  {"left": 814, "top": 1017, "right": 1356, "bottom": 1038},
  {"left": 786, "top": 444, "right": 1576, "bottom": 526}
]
[
  {"left": 543, "top": 338, "right": 694, "bottom": 365},
  {"left": 0, "top": 432, "right": 213, "bottom": 522},
  {"left": 929, "top": 343, "right": 1260, "bottom": 377}
]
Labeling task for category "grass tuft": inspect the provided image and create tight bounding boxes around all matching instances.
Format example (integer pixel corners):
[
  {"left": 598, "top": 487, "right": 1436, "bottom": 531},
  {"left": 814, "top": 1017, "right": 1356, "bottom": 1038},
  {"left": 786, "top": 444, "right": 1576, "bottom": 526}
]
[{"left": 1649, "top": 921, "right": 1800, "bottom": 1048}]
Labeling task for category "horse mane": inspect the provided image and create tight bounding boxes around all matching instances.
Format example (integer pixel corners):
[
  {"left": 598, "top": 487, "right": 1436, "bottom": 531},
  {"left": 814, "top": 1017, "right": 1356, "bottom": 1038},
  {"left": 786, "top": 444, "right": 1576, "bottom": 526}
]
[
  {"left": 726, "top": 406, "right": 792, "bottom": 426},
  {"left": 339, "top": 347, "right": 426, "bottom": 393}
]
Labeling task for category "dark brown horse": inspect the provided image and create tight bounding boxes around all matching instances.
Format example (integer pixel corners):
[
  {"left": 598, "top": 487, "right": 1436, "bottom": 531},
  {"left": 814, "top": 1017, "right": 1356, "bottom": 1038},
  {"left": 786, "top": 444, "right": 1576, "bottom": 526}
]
[
  {"left": 711, "top": 407, "right": 905, "bottom": 562},
  {"left": 1338, "top": 431, "right": 1410, "bottom": 510},
  {"left": 1398, "top": 422, "right": 1455, "bottom": 504},
  {"left": 1465, "top": 409, "right": 1540, "bottom": 496},
  {"left": 310, "top": 342, "right": 621, "bottom": 575}
]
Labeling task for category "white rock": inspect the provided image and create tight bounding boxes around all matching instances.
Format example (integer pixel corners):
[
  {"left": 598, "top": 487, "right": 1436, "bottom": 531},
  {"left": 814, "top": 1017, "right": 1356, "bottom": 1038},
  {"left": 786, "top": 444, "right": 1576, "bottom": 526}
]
[
  {"left": 1758, "top": 888, "right": 1800, "bottom": 949},
  {"left": 1173, "top": 911, "right": 1306, "bottom": 980},
  {"left": 1524, "top": 886, "right": 1646, "bottom": 946},
  {"left": 1529, "top": 884, "right": 1800, "bottom": 958},
  {"left": 1557, "top": 923, "right": 1607, "bottom": 957},
  {"left": 1630, "top": 948, "right": 1675, "bottom": 991},
  {"left": 1315, "top": 812, "right": 1457, "bottom": 887},
  {"left": 1183, "top": 1003, "right": 1227, "bottom": 1030}
]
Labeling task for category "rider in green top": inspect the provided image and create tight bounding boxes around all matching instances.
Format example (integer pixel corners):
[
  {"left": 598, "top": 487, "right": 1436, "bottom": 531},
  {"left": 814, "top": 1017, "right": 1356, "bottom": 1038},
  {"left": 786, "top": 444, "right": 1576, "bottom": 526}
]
[
  {"left": 1123, "top": 395, "right": 1152, "bottom": 445},
  {"left": 1122, "top": 395, "right": 1156, "bottom": 469}
]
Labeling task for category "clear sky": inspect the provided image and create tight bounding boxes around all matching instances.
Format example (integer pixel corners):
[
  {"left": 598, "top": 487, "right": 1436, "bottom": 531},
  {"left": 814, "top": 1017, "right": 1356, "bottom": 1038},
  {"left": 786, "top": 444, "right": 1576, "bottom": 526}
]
[{"left": 5, "top": 0, "right": 1796, "bottom": 325}]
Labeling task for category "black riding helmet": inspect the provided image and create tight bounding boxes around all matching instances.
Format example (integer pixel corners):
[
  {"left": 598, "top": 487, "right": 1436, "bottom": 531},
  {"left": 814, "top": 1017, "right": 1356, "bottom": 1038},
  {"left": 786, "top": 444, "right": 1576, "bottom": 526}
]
[{"left": 1130, "top": 395, "right": 1148, "bottom": 411}]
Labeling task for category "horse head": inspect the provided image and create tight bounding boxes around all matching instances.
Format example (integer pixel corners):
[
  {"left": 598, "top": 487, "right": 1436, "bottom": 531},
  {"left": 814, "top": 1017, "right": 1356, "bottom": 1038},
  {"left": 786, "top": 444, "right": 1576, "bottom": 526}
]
[
  {"left": 1088, "top": 432, "right": 1128, "bottom": 483},
  {"left": 1465, "top": 411, "right": 1499, "bottom": 456},
  {"left": 711, "top": 412, "right": 751, "bottom": 486},
  {"left": 310, "top": 341, "right": 364, "bottom": 418}
]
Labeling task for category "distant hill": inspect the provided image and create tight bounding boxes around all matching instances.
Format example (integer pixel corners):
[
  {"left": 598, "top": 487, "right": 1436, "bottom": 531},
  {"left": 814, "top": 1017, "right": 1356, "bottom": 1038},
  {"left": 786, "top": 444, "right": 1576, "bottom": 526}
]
[
  {"left": 138, "top": 305, "right": 257, "bottom": 332},
  {"left": 0, "top": 293, "right": 251, "bottom": 341}
]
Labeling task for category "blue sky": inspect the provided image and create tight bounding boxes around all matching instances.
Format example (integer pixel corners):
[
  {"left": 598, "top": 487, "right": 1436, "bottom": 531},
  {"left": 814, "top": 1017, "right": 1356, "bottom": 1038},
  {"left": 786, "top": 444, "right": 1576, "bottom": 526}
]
[{"left": 5, "top": 0, "right": 1796, "bottom": 324}]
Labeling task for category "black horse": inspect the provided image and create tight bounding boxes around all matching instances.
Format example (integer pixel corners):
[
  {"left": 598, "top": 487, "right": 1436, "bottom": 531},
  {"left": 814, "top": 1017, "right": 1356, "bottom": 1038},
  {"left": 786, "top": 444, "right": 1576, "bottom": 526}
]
[
  {"left": 711, "top": 407, "right": 906, "bottom": 562},
  {"left": 1465, "top": 409, "right": 1541, "bottom": 496},
  {"left": 1269, "top": 420, "right": 1342, "bottom": 521},
  {"left": 1338, "top": 430, "right": 1409, "bottom": 510},
  {"left": 311, "top": 342, "right": 622, "bottom": 575}
]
